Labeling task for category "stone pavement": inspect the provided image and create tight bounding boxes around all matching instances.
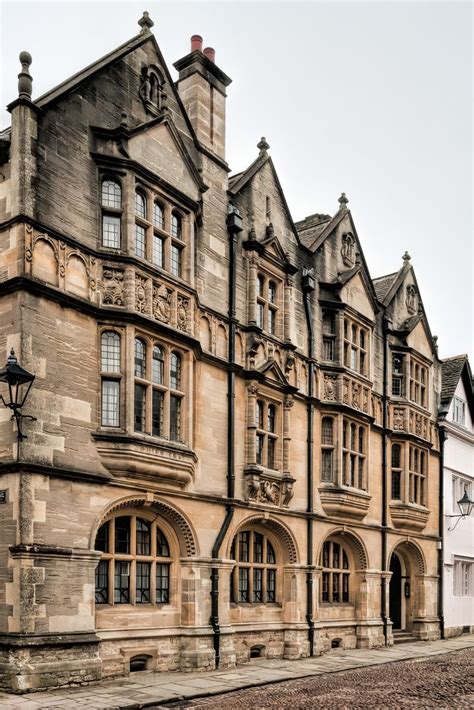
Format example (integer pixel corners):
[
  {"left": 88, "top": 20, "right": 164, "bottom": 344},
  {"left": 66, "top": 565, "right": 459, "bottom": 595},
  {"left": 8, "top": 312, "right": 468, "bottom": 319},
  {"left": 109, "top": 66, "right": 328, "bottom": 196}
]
[{"left": 0, "top": 635, "right": 472, "bottom": 709}]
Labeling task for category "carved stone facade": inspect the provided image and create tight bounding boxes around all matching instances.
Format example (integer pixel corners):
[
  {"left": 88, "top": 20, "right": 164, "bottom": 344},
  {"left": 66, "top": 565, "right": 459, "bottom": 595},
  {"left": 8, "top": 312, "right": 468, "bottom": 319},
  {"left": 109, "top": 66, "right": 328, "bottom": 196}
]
[{"left": 0, "top": 15, "right": 444, "bottom": 693}]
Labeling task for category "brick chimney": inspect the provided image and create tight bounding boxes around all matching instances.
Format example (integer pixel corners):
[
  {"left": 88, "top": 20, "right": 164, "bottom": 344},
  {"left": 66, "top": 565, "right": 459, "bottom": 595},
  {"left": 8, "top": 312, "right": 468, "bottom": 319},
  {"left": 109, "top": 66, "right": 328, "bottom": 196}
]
[{"left": 174, "top": 36, "right": 231, "bottom": 161}]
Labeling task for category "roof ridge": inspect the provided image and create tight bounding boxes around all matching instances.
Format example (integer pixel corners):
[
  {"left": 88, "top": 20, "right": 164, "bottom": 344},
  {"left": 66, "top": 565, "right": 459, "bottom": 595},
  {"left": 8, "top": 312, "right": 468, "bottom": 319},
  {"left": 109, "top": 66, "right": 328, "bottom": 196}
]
[{"left": 372, "top": 271, "right": 398, "bottom": 282}]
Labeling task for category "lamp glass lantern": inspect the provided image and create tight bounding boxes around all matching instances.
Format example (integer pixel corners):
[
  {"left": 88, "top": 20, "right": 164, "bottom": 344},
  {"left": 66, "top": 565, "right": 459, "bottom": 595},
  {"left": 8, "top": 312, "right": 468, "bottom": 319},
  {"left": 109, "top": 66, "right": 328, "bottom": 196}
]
[
  {"left": 457, "top": 489, "right": 474, "bottom": 518},
  {"left": 0, "top": 349, "right": 36, "bottom": 440}
]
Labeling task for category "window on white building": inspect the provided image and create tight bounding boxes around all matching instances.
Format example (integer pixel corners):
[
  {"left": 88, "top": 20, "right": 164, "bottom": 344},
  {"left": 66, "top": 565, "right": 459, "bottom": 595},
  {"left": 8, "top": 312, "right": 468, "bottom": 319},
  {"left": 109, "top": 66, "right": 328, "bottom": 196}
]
[
  {"left": 453, "top": 397, "right": 466, "bottom": 427},
  {"left": 452, "top": 475, "right": 472, "bottom": 514},
  {"left": 453, "top": 560, "right": 473, "bottom": 597}
]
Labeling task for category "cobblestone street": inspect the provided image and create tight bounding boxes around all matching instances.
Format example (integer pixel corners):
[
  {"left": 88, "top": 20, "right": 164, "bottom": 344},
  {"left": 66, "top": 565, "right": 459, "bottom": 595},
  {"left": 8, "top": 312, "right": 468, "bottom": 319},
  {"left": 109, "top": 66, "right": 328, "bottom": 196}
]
[{"left": 161, "top": 649, "right": 474, "bottom": 709}]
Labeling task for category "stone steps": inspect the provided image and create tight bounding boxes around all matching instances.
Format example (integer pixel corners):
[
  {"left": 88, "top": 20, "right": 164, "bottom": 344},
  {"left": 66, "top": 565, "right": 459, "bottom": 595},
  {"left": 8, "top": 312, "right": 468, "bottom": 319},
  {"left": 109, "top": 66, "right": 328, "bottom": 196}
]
[{"left": 393, "top": 631, "right": 419, "bottom": 644}]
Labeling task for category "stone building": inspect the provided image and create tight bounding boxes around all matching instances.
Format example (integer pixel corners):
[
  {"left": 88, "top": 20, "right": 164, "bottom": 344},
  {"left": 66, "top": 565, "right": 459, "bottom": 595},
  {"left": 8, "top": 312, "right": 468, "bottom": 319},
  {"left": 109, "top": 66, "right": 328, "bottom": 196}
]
[
  {"left": 0, "top": 13, "right": 443, "bottom": 692},
  {"left": 439, "top": 355, "right": 474, "bottom": 637}
]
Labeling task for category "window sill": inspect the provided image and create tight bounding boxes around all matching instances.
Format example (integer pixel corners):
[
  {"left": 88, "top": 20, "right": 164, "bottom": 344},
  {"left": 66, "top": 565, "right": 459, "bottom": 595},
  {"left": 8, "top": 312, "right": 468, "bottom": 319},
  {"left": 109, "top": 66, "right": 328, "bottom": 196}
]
[
  {"left": 318, "top": 485, "right": 371, "bottom": 521},
  {"left": 389, "top": 501, "right": 430, "bottom": 532}
]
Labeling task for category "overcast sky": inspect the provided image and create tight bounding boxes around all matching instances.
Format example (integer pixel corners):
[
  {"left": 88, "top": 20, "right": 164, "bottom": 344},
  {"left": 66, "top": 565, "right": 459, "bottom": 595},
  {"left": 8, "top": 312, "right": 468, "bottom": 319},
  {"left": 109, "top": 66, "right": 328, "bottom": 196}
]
[{"left": 1, "top": 1, "right": 472, "bottom": 361}]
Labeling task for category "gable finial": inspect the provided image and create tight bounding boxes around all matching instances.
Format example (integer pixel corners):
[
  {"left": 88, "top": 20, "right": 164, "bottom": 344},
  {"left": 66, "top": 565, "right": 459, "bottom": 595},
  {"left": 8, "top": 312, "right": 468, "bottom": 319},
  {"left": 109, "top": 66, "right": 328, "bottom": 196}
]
[
  {"left": 18, "top": 51, "right": 33, "bottom": 99},
  {"left": 338, "top": 192, "right": 348, "bottom": 211},
  {"left": 257, "top": 137, "right": 270, "bottom": 157},
  {"left": 138, "top": 11, "right": 154, "bottom": 34},
  {"left": 402, "top": 250, "right": 411, "bottom": 263}
]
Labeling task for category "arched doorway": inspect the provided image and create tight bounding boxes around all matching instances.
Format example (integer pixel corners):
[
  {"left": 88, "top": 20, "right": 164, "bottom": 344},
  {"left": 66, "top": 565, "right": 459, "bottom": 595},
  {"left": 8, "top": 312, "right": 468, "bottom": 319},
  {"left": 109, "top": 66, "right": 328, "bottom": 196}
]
[{"left": 389, "top": 552, "right": 403, "bottom": 630}]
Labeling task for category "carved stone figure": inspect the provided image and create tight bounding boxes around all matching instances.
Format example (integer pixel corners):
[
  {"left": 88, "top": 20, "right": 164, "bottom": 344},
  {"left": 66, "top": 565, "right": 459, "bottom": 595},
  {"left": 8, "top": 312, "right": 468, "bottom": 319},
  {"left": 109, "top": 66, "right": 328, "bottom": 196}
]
[
  {"left": 341, "top": 232, "right": 356, "bottom": 266},
  {"left": 153, "top": 283, "right": 171, "bottom": 323},
  {"left": 352, "top": 382, "right": 361, "bottom": 409},
  {"left": 281, "top": 478, "right": 294, "bottom": 506},
  {"left": 393, "top": 407, "right": 406, "bottom": 431},
  {"left": 324, "top": 374, "right": 337, "bottom": 401},
  {"left": 406, "top": 284, "right": 417, "bottom": 315}
]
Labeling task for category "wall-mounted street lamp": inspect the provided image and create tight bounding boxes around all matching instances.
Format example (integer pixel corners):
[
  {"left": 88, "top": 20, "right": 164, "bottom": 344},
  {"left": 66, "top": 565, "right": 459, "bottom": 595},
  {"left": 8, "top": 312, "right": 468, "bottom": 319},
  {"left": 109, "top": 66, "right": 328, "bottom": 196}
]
[
  {"left": 446, "top": 488, "right": 474, "bottom": 531},
  {"left": 0, "top": 349, "right": 36, "bottom": 448}
]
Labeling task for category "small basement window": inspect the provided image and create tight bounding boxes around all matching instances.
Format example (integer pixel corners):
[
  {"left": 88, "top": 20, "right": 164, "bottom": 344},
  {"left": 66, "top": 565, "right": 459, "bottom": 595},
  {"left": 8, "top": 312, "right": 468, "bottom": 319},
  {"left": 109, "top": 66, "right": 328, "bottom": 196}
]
[
  {"left": 250, "top": 645, "right": 265, "bottom": 659},
  {"left": 130, "top": 655, "right": 150, "bottom": 672},
  {"left": 331, "top": 639, "right": 342, "bottom": 649}
]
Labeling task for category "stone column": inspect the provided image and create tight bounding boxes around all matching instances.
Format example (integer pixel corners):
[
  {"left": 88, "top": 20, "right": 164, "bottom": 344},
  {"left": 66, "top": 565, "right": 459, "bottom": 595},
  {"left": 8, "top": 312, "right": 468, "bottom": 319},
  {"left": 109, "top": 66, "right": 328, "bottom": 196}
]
[
  {"left": 283, "top": 275, "right": 292, "bottom": 343},
  {"left": 247, "top": 255, "right": 258, "bottom": 325},
  {"left": 246, "top": 382, "right": 258, "bottom": 466},
  {"left": 282, "top": 396, "right": 294, "bottom": 479}
]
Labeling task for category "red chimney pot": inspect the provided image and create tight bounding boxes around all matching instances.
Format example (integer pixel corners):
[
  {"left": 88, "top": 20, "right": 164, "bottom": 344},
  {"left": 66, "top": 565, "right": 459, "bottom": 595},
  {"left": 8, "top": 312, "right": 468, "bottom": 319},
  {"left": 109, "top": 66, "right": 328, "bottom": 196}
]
[
  {"left": 191, "top": 35, "right": 203, "bottom": 53},
  {"left": 203, "top": 47, "right": 215, "bottom": 63}
]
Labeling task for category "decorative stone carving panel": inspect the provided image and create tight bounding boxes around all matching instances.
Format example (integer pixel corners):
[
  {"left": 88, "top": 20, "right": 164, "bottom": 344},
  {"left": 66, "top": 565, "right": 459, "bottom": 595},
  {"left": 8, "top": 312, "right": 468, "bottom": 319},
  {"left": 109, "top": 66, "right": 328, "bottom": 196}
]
[
  {"left": 102, "top": 267, "right": 125, "bottom": 306},
  {"left": 321, "top": 372, "right": 371, "bottom": 414}
]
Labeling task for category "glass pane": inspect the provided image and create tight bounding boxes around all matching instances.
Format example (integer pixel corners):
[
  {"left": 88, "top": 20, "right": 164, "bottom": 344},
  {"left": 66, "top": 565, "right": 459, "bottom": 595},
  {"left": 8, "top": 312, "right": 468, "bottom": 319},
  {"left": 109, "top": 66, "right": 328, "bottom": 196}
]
[
  {"left": 170, "top": 352, "right": 181, "bottom": 390},
  {"left": 257, "top": 275, "right": 264, "bottom": 297},
  {"left": 156, "top": 563, "right": 170, "bottom": 603},
  {"left": 322, "top": 541, "right": 330, "bottom": 568},
  {"left": 152, "top": 346, "right": 164, "bottom": 384},
  {"left": 321, "top": 450, "right": 333, "bottom": 482},
  {"left": 171, "top": 213, "right": 181, "bottom": 239},
  {"left": 134, "top": 339, "right": 146, "bottom": 378},
  {"left": 267, "top": 405, "right": 275, "bottom": 433},
  {"left": 342, "top": 550, "right": 349, "bottom": 569},
  {"left": 253, "top": 533, "right": 263, "bottom": 563},
  {"left": 135, "top": 224, "right": 146, "bottom": 258},
  {"left": 239, "top": 532, "right": 250, "bottom": 562},
  {"left": 332, "top": 572, "right": 340, "bottom": 602},
  {"left": 268, "top": 282, "right": 276, "bottom": 303},
  {"left": 169, "top": 395, "right": 181, "bottom": 441},
  {"left": 332, "top": 542, "right": 340, "bottom": 569},
  {"left": 342, "top": 573, "right": 349, "bottom": 602},
  {"left": 257, "top": 401, "right": 264, "bottom": 429},
  {"left": 114, "top": 517, "right": 130, "bottom": 554},
  {"left": 256, "top": 433, "right": 264, "bottom": 465},
  {"left": 322, "top": 418, "right": 333, "bottom": 445},
  {"left": 171, "top": 244, "right": 181, "bottom": 277},
  {"left": 153, "top": 202, "right": 164, "bottom": 230},
  {"left": 157, "top": 529, "right": 170, "bottom": 557},
  {"left": 323, "top": 338, "right": 334, "bottom": 361},
  {"left": 266, "top": 568, "right": 276, "bottom": 602},
  {"left": 102, "top": 215, "right": 121, "bottom": 249},
  {"left": 268, "top": 308, "right": 275, "bottom": 334},
  {"left": 152, "top": 389, "right": 163, "bottom": 437},
  {"left": 238, "top": 567, "right": 249, "bottom": 602},
  {"left": 134, "top": 384, "right": 146, "bottom": 433},
  {"left": 391, "top": 471, "right": 401, "bottom": 500},
  {"left": 136, "top": 562, "right": 151, "bottom": 603},
  {"left": 322, "top": 312, "right": 335, "bottom": 335},
  {"left": 102, "top": 180, "right": 121, "bottom": 208},
  {"left": 253, "top": 568, "right": 263, "bottom": 602},
  {"left": 322, "top": 572, "right": 329, "bottom": 602},
  {"left": 152, "top": 234, "right": 164, "bottom": 267},
  {"left": 267, "top": 437, "right": 276, "bottom": 469},
  {"left": 101, "top": 380, "right": 120, "bottom": 427},
  {"left": 95, "top": 559, "right": 109, "bottom": 603},
  {"left": 257, "top": 303, "right": 264, "bottom": 329},
  {"left": 135, "top": 191, "right": 146, "bottom": 218},
  {"left": 101, "top": 331, "right": 120, "bottom": 372},
  {"left": 392, "top": 444, "right": 401, "bottom": 469},
  {"left": 267, "top": 541, "right": 276, "bottom": 565},
  {"left": 358, "top": 427, "right": 364, "bottom": 453},
  {"left": 114, "top": 560, "right": 130, "bottom": 603},
  {"left": 136, "top": 519, "right": 151, "bottom": 555},
  {"left": 95, "top": 522, "right": 109, "bottom": 552}
]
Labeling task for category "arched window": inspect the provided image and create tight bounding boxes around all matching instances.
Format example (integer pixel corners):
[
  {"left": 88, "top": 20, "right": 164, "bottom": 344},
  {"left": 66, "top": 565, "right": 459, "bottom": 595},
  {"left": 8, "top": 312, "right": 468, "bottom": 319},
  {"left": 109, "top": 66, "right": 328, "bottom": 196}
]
[
  {"left": 100, "top": 331, "right": 121, "bottom": 427},
  {"left": 169, "top": 352, "right": 183, "bottom": 441},
  {"left": 101, "top": 179, "right": 122, "bottom": 249},
  {"left": 321, "top": 416, "right": 334, "bottom": 482},
  {"left": 135, "top": 190, "right": 147, "bottom": 259},
  {"left": 134, "top": 339, "right": 147, "bottom": 433},
  {"left": 320, "top": 539, "right": 350, "bottom": 604},
  {"left": 171, "top": 212, "right": 181, "bottom": 239},
  {"left": 391, "top": 443, "right": 403, "bottom": 500},
  {"left": 94, "top": 513, "right": 172, "bottom": 605},
  {"left": 256, "top": 399, "right": 279, "bottom": 470},
  {"left": 230, "top": 530, "right": 278, "bottom": 604}
]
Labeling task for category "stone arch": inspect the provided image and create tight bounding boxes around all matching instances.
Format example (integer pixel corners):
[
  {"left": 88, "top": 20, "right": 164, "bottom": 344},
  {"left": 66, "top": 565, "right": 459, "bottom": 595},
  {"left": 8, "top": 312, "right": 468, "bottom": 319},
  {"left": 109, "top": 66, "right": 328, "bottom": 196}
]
[
  {"left": 199, "top": 316, "right": 212, "bottom": 352},
  {"left": 216, "top": 324, "right": 227, "bottom": 359},
  {"left": 317, "top": 527, "right": 369, "bottom": 570},
  {"left": 235, "top": 332, "right": 244, "bottom": 365},
  {"left": 90, "top": 495, "right": 199, "bottom": 557},
  {"left": 32, "top": 236, "right": 58, "bottom": 286},
  {"left": 388, "top": 539, "right": 426, "bottom": 575},
  {"left": 227, "top": 514, "right": 298, "bottom": 564},
  {"left": 65, "top": 252, "right": 89, "bottom": 297}
]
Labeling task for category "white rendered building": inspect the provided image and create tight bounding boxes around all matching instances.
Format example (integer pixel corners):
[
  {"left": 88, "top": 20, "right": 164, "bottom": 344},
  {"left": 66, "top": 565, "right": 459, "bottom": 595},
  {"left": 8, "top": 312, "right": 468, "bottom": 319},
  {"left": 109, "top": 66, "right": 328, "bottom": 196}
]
[{"left": 440, "top": 355, "right": 474, "bottom": 636}]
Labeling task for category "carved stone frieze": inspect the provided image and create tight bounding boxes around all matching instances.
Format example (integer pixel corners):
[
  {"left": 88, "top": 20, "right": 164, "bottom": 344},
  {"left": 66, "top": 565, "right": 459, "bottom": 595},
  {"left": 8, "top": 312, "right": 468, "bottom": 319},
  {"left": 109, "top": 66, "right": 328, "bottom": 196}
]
[
  {"left": 135, "top": 275, "right": 149, "bottom": 314},
  {"left": 323, "top": 374, "right": 337, "bottom": 401},
  {"left": 393, "top": 406, "right": 406, "bottom": 431},
  {"left": 102, "top": 267, "right": 125, "bottom": 306},
  {"left": 177, "top": 295, "right": 190, "bottom": 332},
  {"left": 244, "top": 469, "right": 295, "bottom": 508}
]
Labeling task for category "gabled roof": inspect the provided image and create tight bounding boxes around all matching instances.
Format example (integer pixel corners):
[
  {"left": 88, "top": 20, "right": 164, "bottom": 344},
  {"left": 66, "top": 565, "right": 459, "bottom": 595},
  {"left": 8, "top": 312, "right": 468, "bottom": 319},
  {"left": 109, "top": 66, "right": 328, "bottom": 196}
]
[
  {"left": 440, "top": 354, "right": 474, "bottom": 418},
  {"left": 35, "top": 32, "right": 150, "bottom": 107},
  {"left": 372, "top": 272, "right": 398, "bottom": 302},
  {"left": 228, "top": 151, "right": 301, "bottom": 245},
  {"left": 295, "top": 213, "right": 332, "bottom": 249},
  {"left": 258, "top": 359, "right": 288, "bottom": 386}
]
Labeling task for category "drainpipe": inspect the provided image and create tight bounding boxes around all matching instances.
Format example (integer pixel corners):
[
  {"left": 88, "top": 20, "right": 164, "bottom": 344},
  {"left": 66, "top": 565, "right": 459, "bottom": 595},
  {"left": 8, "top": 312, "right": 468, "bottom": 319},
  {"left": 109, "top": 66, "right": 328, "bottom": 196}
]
[
  {"left": 381, "top": 315, "right": 389, "bottom": 645},
  {"left": 302, "top": 268, "right": 315, "bottom": 656},
  {"left": 438, "top": 426, "right": 446, "bottom": 639},
  {"left": 210, "top": 205, "right": 242, "bottom": 668}
]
